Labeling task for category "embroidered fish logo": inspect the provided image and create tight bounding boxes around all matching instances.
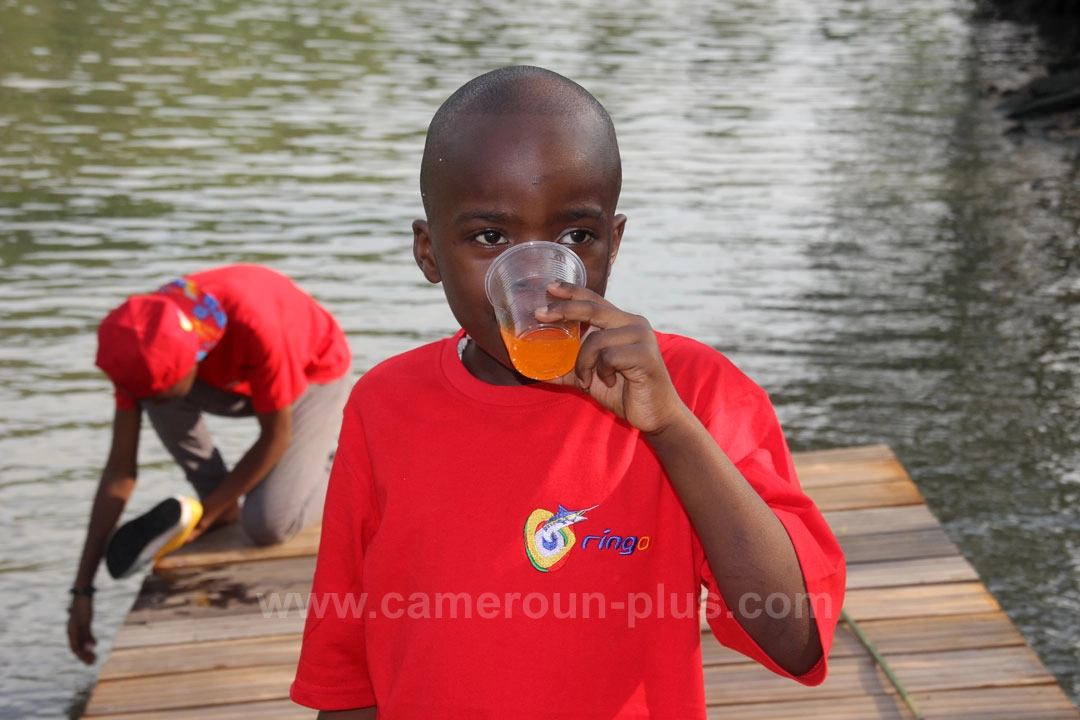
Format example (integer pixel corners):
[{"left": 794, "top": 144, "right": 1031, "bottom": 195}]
[{"left": 523, "top": 504, "right": 598, "bottom": 572}]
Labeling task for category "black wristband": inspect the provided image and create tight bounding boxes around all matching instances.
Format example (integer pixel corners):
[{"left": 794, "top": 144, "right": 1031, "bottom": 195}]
[{"left": 70, "top": 586, "right": 96, "bottom": 597}]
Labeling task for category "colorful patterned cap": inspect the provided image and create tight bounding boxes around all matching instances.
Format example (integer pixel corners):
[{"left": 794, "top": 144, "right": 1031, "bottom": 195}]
[{"left": 95, "top": 278, "right": 226, "bottom": 400}]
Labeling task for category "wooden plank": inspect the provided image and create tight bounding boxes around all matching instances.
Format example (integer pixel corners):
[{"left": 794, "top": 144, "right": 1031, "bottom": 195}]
[
  {"left": 128, "top": 556, "right": 316, "bottom": 622},
  {"left": 155, "top": 523, "right": 322, "bottom": 572},
  {"left": 702, "top": 612, "right": 1027, "bottom": 666},
  {"left": 702, "top": 581, "right": 1003, "bottom": 632},
  {"left": 703, "top": 645, "right": 1061, "bottom": 706},
  {"left": 113, "top": 611, "right": 305, "bottom": 650},
  {"left": 797, "top": 456, "right": 910, "bottom": 488},
  {"left": 83, "top": 699, "right": 312, "bottom": 720},
  {"left": 883, "top": 645, "right": 1062, "bottom": 693},
  {"left": 705, "top": 652, "right": 894, "bottom": 705},
  {"left": 911, "top": 685, "right": 1080, "bottom": 719},
  {"left": 795, "top": 448, "right": 911, "bottom": 488},
  {"left": 839, "top": 526, "right": 958, "bottom": 564},
  {"left": 805, "top": 479, "right": 924, "bottom": 512},
  {"left": 845, "top": 555, "right": 979, "bottom": 589},
  {"left": 791, "top": 444, "right": 896, "bottom": 467},
  {"left": 842, "top": 582, "right": 1001, "bottom": 621},
  {"left": 823, "top": 505, "right": 940, "bottom": 536},
  {"left": 708, "top": 685, "right": 1080, "bottom": 719},
  {"left": 698, "top": 582, "right": 997, "bottom": 632},
  {"left": 84, "top": 664, "right": 298, "bottom": 716},
  {"left": 838, "top": 612, "right": 1025, "bottom": 656},
  {"left": 710, "top": 693, "right": 912, "bottom": 719},
  {"left": 99, "top": 634, "right": 302, "bottom": 681}
]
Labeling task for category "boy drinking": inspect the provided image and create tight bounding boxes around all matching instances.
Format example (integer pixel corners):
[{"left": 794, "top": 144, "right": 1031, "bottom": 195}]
[{"left": 291, "top": 66, "right": 845, "bottom": 719}]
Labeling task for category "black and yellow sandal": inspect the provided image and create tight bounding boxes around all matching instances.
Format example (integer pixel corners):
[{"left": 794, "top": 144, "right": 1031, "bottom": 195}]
[{"left": 105, "top": 496, "right": 203, "bottom": 579}]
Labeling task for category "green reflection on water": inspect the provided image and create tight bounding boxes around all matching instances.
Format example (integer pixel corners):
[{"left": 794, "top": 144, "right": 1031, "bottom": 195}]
[{"left": 0, "top": 0, "right": 386, "bottom": 229}]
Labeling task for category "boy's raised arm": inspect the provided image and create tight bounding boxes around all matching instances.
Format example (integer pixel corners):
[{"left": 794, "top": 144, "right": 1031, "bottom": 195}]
[
  {"left": 541, "top": 282, "right": 837, "bottom": 677},
  {"left": 643, "top": 403, "right": 825, "bottom": 675}
]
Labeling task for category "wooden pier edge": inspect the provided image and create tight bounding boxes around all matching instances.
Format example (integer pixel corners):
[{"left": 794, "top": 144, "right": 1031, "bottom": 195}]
[{"left": 79, "top": 445, "right": 1080, "bottom": 719}]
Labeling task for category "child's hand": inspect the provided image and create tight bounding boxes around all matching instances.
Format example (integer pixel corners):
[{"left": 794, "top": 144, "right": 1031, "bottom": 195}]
[
  {"left": 538, "top": 282, "right": 687, "bottom": 434},
  {"left": 67, "top": 595, "right": 97, "bottom": 665}
]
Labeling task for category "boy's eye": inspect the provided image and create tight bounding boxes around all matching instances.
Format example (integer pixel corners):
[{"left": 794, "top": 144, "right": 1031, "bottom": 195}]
[
  {"left": 472, "top": 230, "right": 508, "bottom": 246},
  {"left": 558, "top": 229, "right": 594, "bottom": 245}
]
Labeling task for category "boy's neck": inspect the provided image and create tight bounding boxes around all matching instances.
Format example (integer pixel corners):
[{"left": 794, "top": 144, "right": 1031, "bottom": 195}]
[{"left": 460, "top": 338, "right": 539, "bottom": 387}]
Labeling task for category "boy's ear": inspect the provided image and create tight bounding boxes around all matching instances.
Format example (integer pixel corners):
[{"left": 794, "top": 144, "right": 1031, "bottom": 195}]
[
  {"left": 412, "top": 219, "right": 442, "bottom": 284},
  {"left": 608, "top": 214, "right": 627, "bottom": 275}
]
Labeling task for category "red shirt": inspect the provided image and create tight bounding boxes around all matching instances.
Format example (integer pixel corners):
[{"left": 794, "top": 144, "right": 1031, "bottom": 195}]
[
  {"left": 291, "top": 331, "right": 845, "bottom": 718},
  {"left": 114, "top": 265, "right": 351, "bottom": 413}
]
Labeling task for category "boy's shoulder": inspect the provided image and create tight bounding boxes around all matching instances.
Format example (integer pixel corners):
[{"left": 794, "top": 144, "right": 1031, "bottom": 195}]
[
  {"left": 655, "top": 331, "right": 726, "bottom": 363},
  {"left": 351, "top": 335, "right": 457, "bottom": 403},
  {"left": 655, "top": 331, "right": 752, "bottom": 379},
  {"left": 358, "top": 335, "right": 451, "bottom": 379},
  {"left": 655, "top": 331, "right": 768, "bottom": 405}
]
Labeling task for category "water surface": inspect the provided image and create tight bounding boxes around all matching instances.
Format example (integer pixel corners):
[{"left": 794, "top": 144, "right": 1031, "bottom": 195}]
[{"left": 1, "top": 0, "right": 1078, "bottom": 716}]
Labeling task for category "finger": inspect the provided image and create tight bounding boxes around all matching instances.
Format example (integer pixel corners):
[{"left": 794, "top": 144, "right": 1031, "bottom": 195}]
[
  {"left": 593, "top": 342, "right": 657, "bottom": 388},
  {"left": 82, "top": 638, "right": 97, "bottom": 664},
  {"left": 69, "top": 624, "right": 96, "bottom": 664},
  {"left": 537, "top": 284, "right": 631, "bottom": 331},
  {"left": 534, "top": 299, "right": 622, "bottom": 330},
  {"left": 574, "top": 325, "right": 652, "bottom": 388},
  {"left": 544, "top": 281, "right": 606, "bottom": 304},
  {"left": 543, "top": 326, "right": 599, "bottom": 388},
  {"left": 537, "top": 303, "right": 632, "bottom": 331},
  {"left": 539, "top": 324, "right": 612, "bottom": 389}
]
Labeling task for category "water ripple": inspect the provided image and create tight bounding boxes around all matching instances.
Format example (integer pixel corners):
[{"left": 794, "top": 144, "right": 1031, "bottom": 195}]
[{"left": 1, "top": 0, "right": 1078, "bottom": 714}]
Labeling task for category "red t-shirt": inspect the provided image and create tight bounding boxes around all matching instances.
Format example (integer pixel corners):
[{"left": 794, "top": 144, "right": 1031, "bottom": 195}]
[
  {"left": 114, "top": 265, "right": 351, "bottom": 413},
  {"left": 291, "top": 331, "right": 845, "bottom": 719}
]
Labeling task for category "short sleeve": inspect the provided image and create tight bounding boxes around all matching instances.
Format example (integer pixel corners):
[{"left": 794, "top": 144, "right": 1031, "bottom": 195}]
[
  {"left": 114, "top": 386, "right": 137, "bottom": 411},
  {"left": 290, "top": 392, "right": 380, "bottom": 710},
  {"left": 699, "top": 386, "right": 846, "bottom": 686}
]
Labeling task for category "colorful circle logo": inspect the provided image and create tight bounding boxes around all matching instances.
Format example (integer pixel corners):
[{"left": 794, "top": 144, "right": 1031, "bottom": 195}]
[{"left": 523, "top": 504, "right": 597, "bottom": 572}]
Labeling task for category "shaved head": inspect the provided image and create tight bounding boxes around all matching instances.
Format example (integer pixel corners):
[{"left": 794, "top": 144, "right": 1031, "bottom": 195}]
[
  {"left": 411, "top": 66, "right": 628, "bottom": 384},
  {"left": 420, "top": 66, "right": 621, "bottom": 217}
]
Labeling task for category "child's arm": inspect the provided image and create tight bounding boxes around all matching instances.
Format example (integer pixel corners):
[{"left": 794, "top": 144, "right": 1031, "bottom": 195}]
[
  {"left": 186, "top": 406, "right": 291, "bottom": 541},
  {"left": 541, "top": 283, "right": 825, "bottom": 676},
  {"left": 68, "top": 407, "right": 141, "bottom": 664}
]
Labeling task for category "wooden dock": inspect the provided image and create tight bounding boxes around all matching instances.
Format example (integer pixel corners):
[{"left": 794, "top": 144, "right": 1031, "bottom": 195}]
[{"left": 80, "top": 445, "right": 1080, "bottom": 719}]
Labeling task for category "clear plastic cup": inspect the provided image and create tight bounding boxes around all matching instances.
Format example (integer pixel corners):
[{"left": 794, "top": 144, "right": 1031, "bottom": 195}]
[{"left": 484, "top": 241, "right": 588, "bottom": 380}]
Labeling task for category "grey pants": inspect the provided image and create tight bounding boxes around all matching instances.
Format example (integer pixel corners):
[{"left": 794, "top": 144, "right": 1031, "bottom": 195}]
[{"left": 143, "top": 376, "right": 352, "bottom": 546}]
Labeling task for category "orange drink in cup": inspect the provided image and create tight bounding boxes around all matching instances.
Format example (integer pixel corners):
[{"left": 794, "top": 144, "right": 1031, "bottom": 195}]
[{"left": 485, "top": 242, "right": 587, "bottom": 380}]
